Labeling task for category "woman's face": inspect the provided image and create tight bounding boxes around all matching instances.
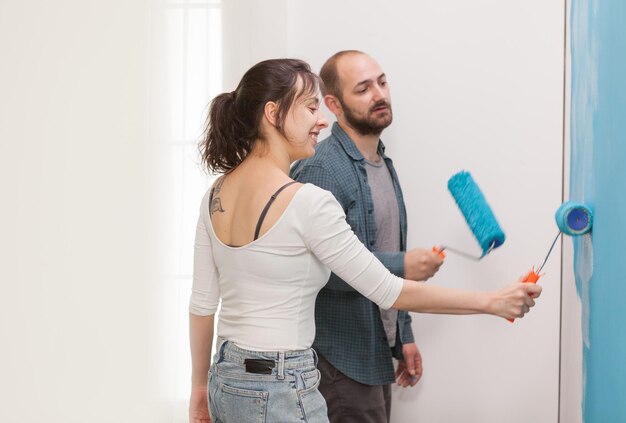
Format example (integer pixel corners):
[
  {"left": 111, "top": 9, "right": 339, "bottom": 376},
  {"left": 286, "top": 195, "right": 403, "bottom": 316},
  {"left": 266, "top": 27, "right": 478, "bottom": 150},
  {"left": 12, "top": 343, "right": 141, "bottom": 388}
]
[{"left": 282, "top": 85, "right": 329, "bottom": 161}]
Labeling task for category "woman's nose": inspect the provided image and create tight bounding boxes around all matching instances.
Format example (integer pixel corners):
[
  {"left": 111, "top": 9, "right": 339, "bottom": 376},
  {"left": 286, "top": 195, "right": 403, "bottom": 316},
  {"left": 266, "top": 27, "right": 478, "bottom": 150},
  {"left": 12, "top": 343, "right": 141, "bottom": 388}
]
[{"left": 318, "top": 113, "right": 329, "bottom": 129}]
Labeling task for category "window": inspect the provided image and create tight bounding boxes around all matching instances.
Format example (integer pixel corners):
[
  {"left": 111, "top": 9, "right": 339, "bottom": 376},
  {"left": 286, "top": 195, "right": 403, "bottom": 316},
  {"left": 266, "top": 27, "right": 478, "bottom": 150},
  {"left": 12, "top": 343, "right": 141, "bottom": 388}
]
[{"left": 166, "top": 0, "right": 221, "bottom": 414}]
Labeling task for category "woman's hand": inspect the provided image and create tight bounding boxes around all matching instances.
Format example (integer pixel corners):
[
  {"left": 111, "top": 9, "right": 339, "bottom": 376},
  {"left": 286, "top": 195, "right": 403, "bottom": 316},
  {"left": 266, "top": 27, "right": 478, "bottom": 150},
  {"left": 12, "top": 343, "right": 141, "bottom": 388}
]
[
  {"left": 490, "top": 276, "right": 542, "bottom": 319},
  {"left": 189, "top": 386, "right": 212, "bottom": 423}
]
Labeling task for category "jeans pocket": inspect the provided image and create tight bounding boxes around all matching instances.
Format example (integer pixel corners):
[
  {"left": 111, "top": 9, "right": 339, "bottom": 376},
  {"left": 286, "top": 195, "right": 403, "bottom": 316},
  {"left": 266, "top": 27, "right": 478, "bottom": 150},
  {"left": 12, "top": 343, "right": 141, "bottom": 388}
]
[
  {"left": 297, "top": 369, "right": 328, "bottom": 422},
  {"left": 221, "top": 383, "right": 269, "bottom": 423}
]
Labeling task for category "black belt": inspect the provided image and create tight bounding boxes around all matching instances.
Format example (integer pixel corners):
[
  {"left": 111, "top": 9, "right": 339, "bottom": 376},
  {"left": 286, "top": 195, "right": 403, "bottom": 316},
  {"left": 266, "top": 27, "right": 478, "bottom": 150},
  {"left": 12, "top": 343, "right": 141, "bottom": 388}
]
[{"left": 244, "top": 359, "right": 275, "bottom": 375}]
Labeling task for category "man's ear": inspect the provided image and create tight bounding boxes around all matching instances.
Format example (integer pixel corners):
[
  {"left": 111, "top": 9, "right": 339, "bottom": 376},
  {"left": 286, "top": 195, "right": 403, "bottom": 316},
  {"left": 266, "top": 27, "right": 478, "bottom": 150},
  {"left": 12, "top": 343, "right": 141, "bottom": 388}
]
[
  {"left": 263, "top": 101, "right": 279, "bottom": 127},
  {"left": 324, "top": 95, "right": 342, "bottom": 116}
]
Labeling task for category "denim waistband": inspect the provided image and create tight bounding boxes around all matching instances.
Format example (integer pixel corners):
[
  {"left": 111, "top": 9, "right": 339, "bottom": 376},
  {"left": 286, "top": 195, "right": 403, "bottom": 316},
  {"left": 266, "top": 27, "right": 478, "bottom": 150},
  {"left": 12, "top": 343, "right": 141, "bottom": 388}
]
[{"left": 216, "top": 337, "right": 317, "bottom": 378}]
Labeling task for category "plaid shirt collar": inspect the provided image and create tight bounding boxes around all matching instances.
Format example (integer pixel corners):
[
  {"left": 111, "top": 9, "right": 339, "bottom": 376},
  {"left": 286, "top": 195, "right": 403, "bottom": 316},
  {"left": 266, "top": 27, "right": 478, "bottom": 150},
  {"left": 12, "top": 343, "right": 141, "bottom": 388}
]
[{"left": 331, "top": 122, "right": 388, "bottom": 162}]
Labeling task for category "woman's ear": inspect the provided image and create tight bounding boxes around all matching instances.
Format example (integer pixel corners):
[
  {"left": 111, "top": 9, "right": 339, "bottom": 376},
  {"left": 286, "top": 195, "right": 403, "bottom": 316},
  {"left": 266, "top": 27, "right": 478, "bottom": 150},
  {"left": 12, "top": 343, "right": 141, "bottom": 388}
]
[{"left": 263, "top": 101, "right": 279, "bottom": 127}]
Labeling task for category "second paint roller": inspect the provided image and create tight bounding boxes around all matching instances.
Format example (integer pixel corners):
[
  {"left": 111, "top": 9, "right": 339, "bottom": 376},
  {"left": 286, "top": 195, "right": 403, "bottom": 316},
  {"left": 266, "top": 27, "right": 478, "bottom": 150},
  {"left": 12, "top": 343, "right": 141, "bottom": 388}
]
[
  {"left": 434, "top": 171, "right": 506, "bottom": 260},
  {"left": 524, "top": 201, "right": 593, "bottom": 281},
  {"left": 507, "top": 201, "right": 593, "bottom": 323}
]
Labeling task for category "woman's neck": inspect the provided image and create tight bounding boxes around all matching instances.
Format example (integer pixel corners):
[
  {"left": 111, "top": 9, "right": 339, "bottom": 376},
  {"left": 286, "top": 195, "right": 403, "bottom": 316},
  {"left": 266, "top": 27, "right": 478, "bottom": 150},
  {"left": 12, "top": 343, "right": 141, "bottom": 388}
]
[{"left": 240, "top": 141, "right": 292, "bottom": 177}]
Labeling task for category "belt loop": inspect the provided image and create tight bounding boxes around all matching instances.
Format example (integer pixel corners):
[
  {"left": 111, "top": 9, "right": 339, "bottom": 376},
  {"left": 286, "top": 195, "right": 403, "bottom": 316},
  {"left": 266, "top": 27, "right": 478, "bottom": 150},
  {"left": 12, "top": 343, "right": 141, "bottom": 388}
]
[
  {"left": 311, "top": 348, "right": 318, "bottom": 366},
  {"left": 277, "top": 351, "right": 285, "bottom": 380}
]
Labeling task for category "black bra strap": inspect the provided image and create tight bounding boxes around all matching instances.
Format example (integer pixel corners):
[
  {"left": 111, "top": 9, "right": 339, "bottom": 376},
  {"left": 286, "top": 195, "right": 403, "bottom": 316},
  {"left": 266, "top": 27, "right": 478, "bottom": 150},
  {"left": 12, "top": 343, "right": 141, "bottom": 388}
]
[{"left": 254, "top": 181, "right": 298, "bottom": 240}]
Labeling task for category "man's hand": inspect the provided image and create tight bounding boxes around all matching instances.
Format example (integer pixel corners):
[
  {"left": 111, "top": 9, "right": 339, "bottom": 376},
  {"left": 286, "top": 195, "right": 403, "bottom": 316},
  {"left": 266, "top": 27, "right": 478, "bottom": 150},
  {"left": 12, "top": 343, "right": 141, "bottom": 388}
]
[
  {"left": 404, "top": 248, "right": 444, "bottom": 281},
  {"left": 189, "top": 386, "right": 212, "bottom": 423},
  {"left": 396, "top": 343, "right": 423, "bottom": 388}
]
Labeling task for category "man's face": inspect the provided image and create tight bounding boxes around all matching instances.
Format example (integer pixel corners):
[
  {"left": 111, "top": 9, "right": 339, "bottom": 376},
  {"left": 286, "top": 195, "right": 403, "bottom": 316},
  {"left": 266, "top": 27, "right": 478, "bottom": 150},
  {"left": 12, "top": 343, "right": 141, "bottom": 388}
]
[{"left": 335, "top": 54, "right": 393, "bottom": 136}]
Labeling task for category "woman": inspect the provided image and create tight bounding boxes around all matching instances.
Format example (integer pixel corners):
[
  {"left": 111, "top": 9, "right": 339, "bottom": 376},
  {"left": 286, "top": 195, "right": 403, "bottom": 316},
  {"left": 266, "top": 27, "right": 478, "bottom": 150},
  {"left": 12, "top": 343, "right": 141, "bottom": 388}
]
[{"left": 189, "top": 58, "right": 541, "bottom": 423}]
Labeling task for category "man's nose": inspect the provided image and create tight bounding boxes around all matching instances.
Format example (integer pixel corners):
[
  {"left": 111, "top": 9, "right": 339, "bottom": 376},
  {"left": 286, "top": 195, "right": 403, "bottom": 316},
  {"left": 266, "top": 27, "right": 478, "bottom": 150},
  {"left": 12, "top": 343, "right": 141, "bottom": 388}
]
[{"left": 372, "top": 84, "right": 387, "bottom": 102}]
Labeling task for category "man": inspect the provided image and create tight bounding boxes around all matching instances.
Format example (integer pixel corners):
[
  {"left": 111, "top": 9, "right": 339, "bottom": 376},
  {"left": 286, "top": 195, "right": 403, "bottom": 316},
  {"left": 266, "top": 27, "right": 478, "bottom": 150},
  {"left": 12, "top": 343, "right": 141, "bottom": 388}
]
[{"left": 291, "top": 50, "right": 444, "bottom": 422}]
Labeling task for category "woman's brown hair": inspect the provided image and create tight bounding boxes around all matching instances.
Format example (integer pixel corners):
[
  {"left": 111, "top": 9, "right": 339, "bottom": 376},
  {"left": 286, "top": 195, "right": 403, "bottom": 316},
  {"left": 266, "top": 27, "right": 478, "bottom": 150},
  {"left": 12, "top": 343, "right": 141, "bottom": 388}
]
[{"left": 199, "top": 58, "right": 319, "bottom": 174}]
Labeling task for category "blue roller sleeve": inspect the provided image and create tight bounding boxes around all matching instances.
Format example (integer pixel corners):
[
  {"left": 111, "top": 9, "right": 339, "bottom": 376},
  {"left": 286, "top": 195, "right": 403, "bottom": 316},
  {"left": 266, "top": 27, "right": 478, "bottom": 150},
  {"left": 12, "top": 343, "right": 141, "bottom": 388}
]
[
  {"left": 555, "top": 201, "right": 593, "bottom": 235},
  {"left": 447, "top": 171, "right": 506, "bottom": 256}
]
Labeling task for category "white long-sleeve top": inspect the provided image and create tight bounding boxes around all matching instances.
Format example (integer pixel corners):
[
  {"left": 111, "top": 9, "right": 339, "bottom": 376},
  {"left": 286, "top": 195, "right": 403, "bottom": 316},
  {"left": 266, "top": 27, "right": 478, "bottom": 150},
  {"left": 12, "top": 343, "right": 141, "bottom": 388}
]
[{"left": 190, "top": 183, "right": 403, "bottom": 351}]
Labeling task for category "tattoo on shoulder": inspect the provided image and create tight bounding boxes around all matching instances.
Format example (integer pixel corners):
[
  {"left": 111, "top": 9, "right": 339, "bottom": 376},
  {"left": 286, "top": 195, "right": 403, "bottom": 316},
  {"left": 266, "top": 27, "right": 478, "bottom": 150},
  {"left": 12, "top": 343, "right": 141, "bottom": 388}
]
[{"left": 210, "top": 177, "right": 226, "bottom": 215}]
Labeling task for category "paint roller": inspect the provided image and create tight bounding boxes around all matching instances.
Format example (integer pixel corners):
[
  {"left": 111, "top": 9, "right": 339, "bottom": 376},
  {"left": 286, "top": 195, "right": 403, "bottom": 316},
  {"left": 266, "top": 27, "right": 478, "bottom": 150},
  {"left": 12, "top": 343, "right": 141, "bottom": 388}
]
[
  {"left": 508, "top": 201, "right": 593, "bottom": 322},
  {"left": 432, "top": 170, "right": 530, "bottom": 323},
  {"left": 433, "top": 171, "right": 593, "bottom": 322},
  {"left": 433, "top": 170, "right": 506, "bottom": 260}
]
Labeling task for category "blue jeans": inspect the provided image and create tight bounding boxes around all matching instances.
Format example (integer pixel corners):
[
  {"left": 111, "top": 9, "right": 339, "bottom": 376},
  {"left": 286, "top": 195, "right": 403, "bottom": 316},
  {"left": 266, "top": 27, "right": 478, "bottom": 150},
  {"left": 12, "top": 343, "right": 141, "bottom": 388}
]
[{"left": 208, "top": 338, "right": 329, "bottom": 423}]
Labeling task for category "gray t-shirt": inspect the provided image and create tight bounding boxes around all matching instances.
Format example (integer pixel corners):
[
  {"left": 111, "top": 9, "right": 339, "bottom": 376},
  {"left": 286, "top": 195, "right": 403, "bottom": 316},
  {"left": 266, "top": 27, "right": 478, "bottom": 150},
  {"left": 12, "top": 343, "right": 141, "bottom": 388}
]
[{"left": 364, "top": 157, "right": 401, "bottom": 347}]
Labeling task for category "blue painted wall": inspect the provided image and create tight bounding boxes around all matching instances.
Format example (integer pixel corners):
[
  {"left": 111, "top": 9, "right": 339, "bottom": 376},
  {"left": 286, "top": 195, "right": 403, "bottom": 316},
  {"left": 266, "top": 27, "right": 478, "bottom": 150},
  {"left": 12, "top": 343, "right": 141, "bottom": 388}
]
[{"left": 571, "top": 1, "right": 626, "bottom": 421}]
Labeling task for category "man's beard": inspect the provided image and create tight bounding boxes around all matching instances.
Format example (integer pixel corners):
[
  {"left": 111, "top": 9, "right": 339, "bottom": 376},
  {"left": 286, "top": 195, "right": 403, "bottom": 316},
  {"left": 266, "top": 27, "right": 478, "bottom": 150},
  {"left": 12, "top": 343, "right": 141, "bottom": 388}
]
[{"left": 342, "top": 100, "right": 393, "bottom": 136}]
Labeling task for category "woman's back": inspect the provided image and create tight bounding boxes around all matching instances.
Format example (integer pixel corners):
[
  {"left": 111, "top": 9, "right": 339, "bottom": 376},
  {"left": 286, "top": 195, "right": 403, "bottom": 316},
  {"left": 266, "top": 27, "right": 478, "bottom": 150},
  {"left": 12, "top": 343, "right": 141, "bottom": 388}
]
[
  {"left": 208, "top": 163, "right": 301, "bottom": 248},
  {"left": 192, "top": 178, "right": 403, "bottom": 351},
  {"left": 201, "top": 181, "right": 331, "bottom": 351}
]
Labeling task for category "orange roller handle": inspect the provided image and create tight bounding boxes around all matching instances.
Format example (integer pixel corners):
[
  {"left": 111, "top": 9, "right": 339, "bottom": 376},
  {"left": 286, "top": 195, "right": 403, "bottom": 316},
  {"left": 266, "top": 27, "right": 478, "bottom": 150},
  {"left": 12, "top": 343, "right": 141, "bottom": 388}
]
[
  {"left": 507, "top": 269, "right": 541, "bottom": 323},
  {"left": 432, "top": 246, "right": 446, "bottom": 259},
  {"left": 524, "top": 270, "right": 540, "bottom": 283}
]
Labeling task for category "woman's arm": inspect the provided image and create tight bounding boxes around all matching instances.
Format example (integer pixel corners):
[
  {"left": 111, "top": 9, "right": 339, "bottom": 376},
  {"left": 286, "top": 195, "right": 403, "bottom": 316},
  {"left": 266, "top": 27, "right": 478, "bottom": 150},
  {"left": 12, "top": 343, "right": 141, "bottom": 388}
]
[
  {"left": 392, "top": 278, "right": 541, "bottom": 320},
  {"left": 190, "top": 314, "right": 215, "bottom": 390},
  {"left": 189, "top": 188, "right": 221, "bottom": 380},
  {"left": 302, "top": 187, "right": 542, "bottom": 319},
  {"left": 189, "top": 189, "right": 221, "bottom": 422},
  {"left": 189, "top": 313, "right": 214, "bottom": 423}
]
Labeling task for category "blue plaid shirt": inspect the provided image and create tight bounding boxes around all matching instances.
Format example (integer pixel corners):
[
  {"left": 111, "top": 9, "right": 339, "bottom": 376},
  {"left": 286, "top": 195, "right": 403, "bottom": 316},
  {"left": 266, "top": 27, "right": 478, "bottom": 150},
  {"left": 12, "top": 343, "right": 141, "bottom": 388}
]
[{"left": 291, "top": 122, "right": 414, "bottom": 385}]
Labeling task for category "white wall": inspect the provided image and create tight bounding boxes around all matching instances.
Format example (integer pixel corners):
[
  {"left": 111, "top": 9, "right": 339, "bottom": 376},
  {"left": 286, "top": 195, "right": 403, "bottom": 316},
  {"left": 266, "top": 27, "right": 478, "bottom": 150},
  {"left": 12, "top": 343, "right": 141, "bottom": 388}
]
[
  {"left": 224, "top": 1, "right": 567, "bottom": 422},
  {"left": 0, "top": 1, "right": 575, "bottom": 422},
  {"left": 0, "top": 1, "right": 175, "bottom": 422}
]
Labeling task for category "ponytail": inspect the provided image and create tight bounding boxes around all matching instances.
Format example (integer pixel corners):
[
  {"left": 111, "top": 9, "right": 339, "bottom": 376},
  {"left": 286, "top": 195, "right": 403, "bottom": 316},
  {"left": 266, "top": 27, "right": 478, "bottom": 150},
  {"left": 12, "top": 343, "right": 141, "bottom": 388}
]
[{"left": 199, "top": 91, "right": 249, "bottom": 174}]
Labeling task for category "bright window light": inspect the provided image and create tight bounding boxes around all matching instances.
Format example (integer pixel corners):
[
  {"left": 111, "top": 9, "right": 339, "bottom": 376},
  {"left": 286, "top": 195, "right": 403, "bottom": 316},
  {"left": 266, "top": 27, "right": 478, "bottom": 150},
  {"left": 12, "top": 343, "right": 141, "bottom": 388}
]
[{"left": 166, "top": 0, "right": 221, "bottom": 412}]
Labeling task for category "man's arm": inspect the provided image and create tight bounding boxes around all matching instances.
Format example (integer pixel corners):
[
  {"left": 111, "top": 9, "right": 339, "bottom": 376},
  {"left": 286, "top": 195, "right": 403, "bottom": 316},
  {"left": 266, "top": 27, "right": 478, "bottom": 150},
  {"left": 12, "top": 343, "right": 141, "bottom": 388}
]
[
  {"left": 399, "top": 311, "right": 415, "bottom": 343},
  {"left": 375, "top": 251, "right": 405, "bottom": 278}
]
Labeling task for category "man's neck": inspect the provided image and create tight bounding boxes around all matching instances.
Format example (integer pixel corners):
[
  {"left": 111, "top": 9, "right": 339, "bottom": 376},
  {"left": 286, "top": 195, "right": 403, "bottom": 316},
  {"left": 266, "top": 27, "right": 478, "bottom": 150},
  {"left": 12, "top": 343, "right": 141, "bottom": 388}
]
[{"left": 339, "top": 122, "right": 382, "bottom": 162}]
